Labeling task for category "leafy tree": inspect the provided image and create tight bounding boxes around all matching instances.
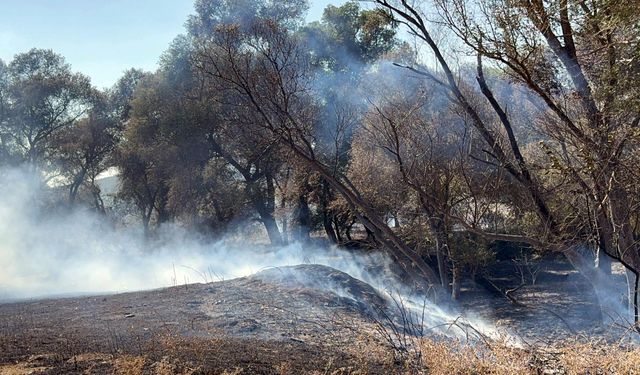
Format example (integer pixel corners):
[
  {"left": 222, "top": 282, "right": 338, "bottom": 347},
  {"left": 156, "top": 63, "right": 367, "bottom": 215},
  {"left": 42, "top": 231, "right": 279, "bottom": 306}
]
[
  {"left": 2, "top": 49, "right": 94, "bottom": 166},
  {"left": 109, "top": 68, "right": 150, "bottom": 123},
  {"left": 51, "top": 95, "right": 119, "bottom": 208},
  {"left": 195, "top": 19, "right": 443, "bottom": 291},
  {"left": 0, "top": 59, "right": 13, "bottom": 164},
  {"left": 187, "top": 0, "right": 308, "bottom": 37},
  {"left": 373, "top": 0, "right": 640, "bottom": 320},
  {"left": 114, "top": 74, "right": 176, "bottom": 234},
  {"left": 292, "top": 2, "right": 402, "bottom": 244},
  {"left": 301, "top": 1, "right": 397, "bottom": 70}
]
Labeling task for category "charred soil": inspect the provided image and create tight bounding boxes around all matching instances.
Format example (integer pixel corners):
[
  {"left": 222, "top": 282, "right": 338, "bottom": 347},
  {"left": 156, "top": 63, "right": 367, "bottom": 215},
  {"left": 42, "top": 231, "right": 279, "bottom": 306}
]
[{"left": 0, "top": 263, "right": 638, "bottom": 374}]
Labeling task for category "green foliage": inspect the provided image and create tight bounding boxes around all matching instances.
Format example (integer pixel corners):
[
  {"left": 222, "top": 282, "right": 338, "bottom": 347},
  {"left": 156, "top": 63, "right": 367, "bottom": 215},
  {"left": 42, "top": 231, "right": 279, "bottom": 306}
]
[
  {"left": 449, "top": 232, "right": 495, "bottom": 277},
  {"left": 187, "top": 0, "right": 307, "bottom": 36},
  {"left": 300, "top": 1, "right": 398, "bottom": 70},
  {"left": 1, "top": 49, "right": 95, "bottom": 165},
  {"left": 108, "top": 68, "right": 150, "bottom": 122}
]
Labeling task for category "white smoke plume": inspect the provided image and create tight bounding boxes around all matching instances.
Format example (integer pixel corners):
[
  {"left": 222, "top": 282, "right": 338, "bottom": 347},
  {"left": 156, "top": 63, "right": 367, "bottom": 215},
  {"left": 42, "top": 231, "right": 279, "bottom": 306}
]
[
  {"left": 0, "top": 166, "right": 391, "bottom": 298},
  {"left": 0, "top": 166, "right": 507, "bottom": 341}
]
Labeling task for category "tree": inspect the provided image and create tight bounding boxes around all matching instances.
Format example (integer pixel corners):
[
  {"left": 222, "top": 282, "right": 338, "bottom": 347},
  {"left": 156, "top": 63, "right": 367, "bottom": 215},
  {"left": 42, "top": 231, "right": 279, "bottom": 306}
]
[
  {"left": 301, "top": 1, "right": 398, "bottom": 70},
  {"left": 109, "top": 68, "right": 150, "bottom": 123},
  {"left": 353, "top": 64, "right": 487, "bottom": 299},
  {"left": 51, "top": 96, "right": 119, "bottom": 208},
  {"left": 290, "top": 2, "right": 402, "bottom": 244},
  {"left": 187, "top": 0, "right": 308, "bottom": 37},
  {"left": 0, "top": 59, "right": 13, "bottom": 164},
  {"left": 195, "top": 19, "right": 443, "bottom": 292},
  {"left": 114, "top": 74, "right": 176, "bottom": 235},
  {"left": 2, "top": 49, "right": 94, "bottom": 166},
  {"left": 373, "top": 0, "right": 640, "bottom": 322}
]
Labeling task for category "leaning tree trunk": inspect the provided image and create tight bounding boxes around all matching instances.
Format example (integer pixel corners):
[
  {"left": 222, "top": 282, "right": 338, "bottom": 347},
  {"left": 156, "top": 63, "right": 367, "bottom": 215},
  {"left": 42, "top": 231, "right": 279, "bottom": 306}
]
[
  {"left": 284, "top": 144, "right": 443, "bottom": 293},
  {"left": 260, "top": 211, "right": 284, "bottom": 246}
]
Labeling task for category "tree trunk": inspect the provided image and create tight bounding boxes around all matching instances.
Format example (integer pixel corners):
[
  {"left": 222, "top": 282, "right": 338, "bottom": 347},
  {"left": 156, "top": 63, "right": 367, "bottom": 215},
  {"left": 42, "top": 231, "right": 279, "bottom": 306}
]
[
  {"left": 597, "top": 243, "right": 613, "bottom": 275},
  {"left": 292, "top": 193, "right": 311, "bottom": 242},
  {"left": 90, "top": 184, "right": 106, "bottom": 214},
  {"left": 249, "top": 175, "right": 283, "bottom": 246},
  {"left": 429, "top": 217, "right": 451, "bottom": 295},
  {"left": 596, "top": 234, "right": 611, "bottom": 275},
  {"left": 333, "top": 216, "right": 343, "bottom": 243},
  {"left": 323, "top": 211, "right": 338, "bottom": 243},
  {"left": 319, "top": 182, "right": 338, "bottom": 244},
  {"left": 345, "top": 219, "right": 355, "bottom": 241},
  {"left": 68, "top": 169, "right": 87, "bottom": 204},
  {"left": 261, "top": 212, "right": 284, "bottom": 246},
  {"left": 564, "top": 246, "right": 610, "bottom": 324},
  {"left": 594, "top": 185, "right": 640, "bottom": 318},
  {"left": 156, "top": 195, "right": 171, "bottom": 225},
  {"left": 626, "top": 269, "right": 635, "bottom": 316},
  {"left": 278, "top": 169, "right": 290, "bottom": 245},
  {"left": 451, "top": 261, "right": 461, "bottom": 300},
  {"left": 280, "top": 201, "right": 289, "bottom": 245},
  {"left": 142, "top": 207, "right": 152, "bottom": 238}
]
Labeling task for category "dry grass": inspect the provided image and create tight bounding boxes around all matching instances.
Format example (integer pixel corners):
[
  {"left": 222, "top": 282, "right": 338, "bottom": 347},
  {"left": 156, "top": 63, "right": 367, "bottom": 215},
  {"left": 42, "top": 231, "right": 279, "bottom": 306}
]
[
  {"left": 374, "top": 337, "right": 640, "bottom": 374},
  {"left": 415, "top": 339, "right": 528, "bottom": 374},
  {"left": 113, "top": 355, "right": 146, "bottom": 374},
  {"left": 553, "top": 341, "right": 640, "bottom": 374},
  {"left": 3, "top": 331, "right": 640, "bottom": 374}
]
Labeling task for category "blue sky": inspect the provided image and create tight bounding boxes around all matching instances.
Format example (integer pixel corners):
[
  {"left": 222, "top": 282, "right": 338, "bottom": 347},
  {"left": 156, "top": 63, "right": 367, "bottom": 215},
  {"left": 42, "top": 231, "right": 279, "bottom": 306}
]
[{"left": 0, "top": 0, "right": 343, "bottom": 89}]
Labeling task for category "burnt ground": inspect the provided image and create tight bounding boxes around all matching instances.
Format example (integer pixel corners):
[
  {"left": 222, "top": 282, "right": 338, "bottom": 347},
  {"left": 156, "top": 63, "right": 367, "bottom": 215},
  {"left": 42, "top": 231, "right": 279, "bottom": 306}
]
[
  {"left": 0, "top": 265, "right": 399, "bottom": 374},
  {"left": 461, "top": 259, "right": 634, "bottom": 344},
  {"left": 0, "top": 262, "right": 636, "bottom": 374}
]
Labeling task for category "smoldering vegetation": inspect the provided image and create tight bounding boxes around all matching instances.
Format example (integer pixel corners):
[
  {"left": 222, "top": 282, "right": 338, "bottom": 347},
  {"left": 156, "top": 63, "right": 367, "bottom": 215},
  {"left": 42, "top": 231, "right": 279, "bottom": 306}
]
[
  {"left": 0, "top": 165, "right": 380, "bottom": 300},
  {"left": 0, "top": 165, "right": 496, "bottom": 342},
  {"left": 2, "top": 0, "right": 640, "bottom": 372}
]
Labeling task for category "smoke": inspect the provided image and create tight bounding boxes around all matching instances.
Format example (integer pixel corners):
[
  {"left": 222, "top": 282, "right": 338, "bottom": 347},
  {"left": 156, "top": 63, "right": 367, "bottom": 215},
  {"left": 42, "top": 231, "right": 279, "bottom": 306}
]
[
  {"left": 0, "top": 167, "right": 360, "bottom": 299},
  {"left": 0, "top": 166, "right": 352, "bottom": 299},
  {"left": 0, "top": 165, "right": 510, "bottom": 343}
]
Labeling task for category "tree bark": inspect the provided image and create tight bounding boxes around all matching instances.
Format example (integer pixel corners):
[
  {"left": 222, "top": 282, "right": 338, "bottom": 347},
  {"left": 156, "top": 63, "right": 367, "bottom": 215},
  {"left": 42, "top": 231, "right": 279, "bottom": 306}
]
[
  {"left": 429, "top": 217, "right": 451, "bottom": 295},
  {"left": 249, "top": 175, "right": 283, "bottom": 246},
  {"left": 261, "top": 212, "right": 284, "bottom": 246},
  {"left": 319, "top": 182, "right": 338, "bottom": 244},
  {"left": 451, "top": 261, "right": 461, "bottom": 300},
  {"left": 292, "top": 193, "right": 311, "bottom": 242}
]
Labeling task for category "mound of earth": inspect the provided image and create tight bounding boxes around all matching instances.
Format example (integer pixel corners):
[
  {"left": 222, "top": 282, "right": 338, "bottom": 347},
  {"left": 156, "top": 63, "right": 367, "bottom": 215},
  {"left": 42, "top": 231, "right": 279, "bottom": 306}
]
[
  {"left": 0, "top": 264, "right": 397, "bottom": 374},
  {"left": 250, "top": 264, "right": 388, "bottom": 315}
]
